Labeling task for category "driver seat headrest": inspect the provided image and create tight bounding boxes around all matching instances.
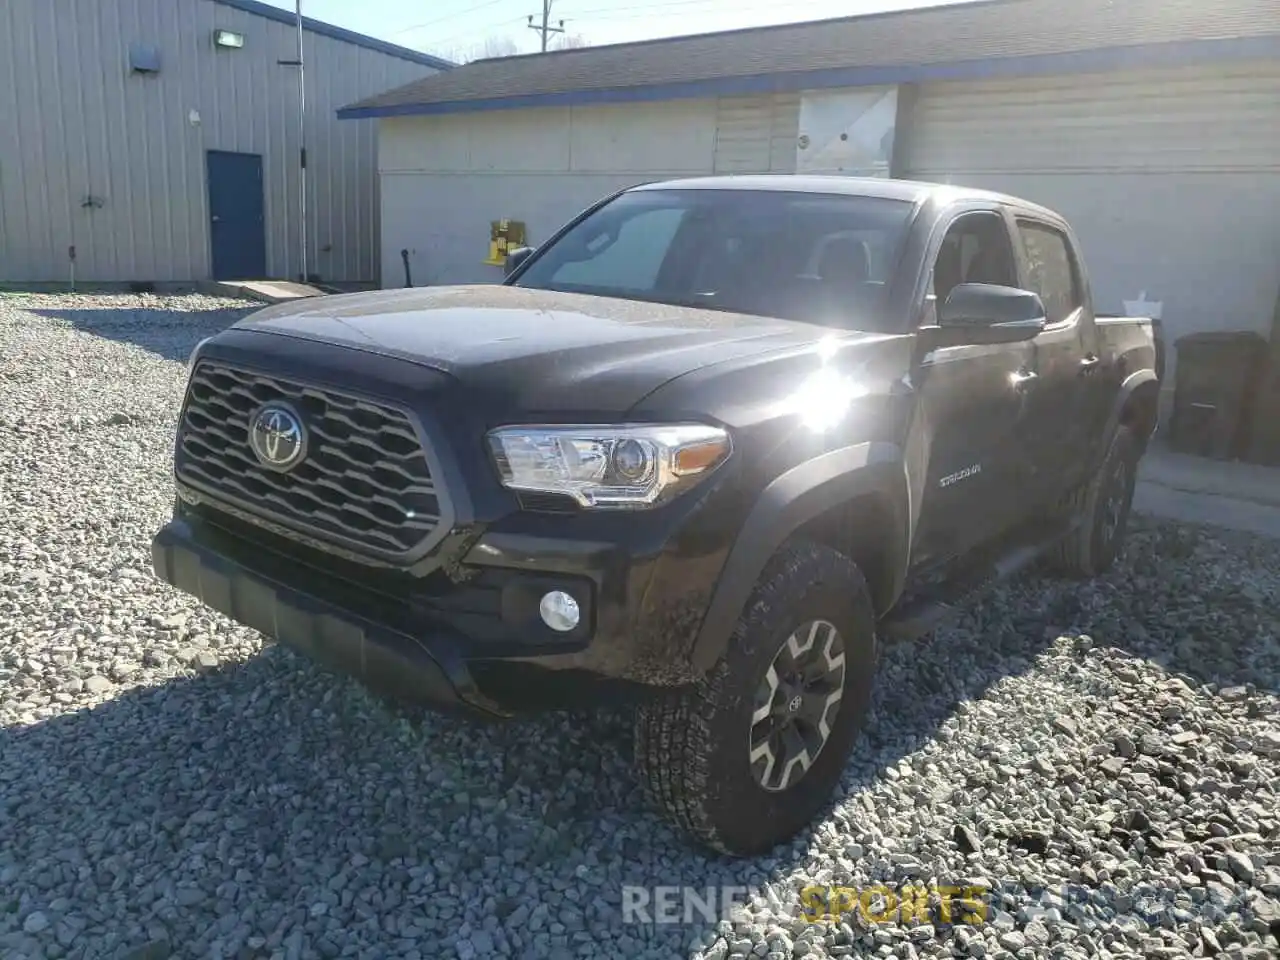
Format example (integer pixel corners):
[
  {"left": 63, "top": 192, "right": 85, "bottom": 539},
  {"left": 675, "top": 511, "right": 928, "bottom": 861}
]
[{"left": 817, "top": 237, "right": 870, "bottom": 285}]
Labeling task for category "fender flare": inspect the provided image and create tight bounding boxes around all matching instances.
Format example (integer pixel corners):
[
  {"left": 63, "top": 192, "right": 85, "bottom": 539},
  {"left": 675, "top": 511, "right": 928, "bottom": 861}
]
[
  {"left": 1094, "top": 368, "right": 1160, "bottom": 472},
  {"left": 689, "top": 441, "right": 909, "bottom": 674}
]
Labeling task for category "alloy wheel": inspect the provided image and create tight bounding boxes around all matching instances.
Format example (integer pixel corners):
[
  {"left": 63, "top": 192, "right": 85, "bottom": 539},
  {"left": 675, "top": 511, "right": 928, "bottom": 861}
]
[
  {"left": 748, "top": 620, "right": 847, "bottom": 792},
  {"left": 1100, "top": 456, "right": 1131, "bottom": 549}
]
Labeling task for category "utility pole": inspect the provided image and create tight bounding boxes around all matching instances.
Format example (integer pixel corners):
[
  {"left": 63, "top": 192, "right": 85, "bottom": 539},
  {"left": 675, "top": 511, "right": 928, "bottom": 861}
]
[
  {"left": 295, "top": 0, "right": 308, "bottom": 283},
  {"left": 527, "top": 0, "right": 564, "bottom": 52},
  {"left": 277, "top": 7, "right": 308, "bottom": 282}
]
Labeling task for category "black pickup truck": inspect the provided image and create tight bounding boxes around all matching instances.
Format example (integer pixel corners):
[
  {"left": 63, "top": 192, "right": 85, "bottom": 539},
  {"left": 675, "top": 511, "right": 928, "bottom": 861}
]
[{"left": 153, "top": 176, "right": 1161, "bottom": 855}]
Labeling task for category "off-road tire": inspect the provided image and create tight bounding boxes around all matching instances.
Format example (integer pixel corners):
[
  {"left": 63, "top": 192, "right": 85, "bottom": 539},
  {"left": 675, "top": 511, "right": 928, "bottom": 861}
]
[
  {"left": 633, "top": 540, "right": 877, "bottom": 856},
  {"left": 1045, "top": 424, "right": 1139, "bottom": 578}
]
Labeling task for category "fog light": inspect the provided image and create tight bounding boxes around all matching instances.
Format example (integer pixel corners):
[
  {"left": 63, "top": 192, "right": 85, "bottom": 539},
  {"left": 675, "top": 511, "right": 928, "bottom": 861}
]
[{"left": 539, "top": 590, "right": 580, "bottom": 632}]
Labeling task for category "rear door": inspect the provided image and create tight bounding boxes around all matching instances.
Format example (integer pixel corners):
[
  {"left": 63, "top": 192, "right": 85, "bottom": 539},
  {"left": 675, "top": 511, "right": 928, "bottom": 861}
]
[
  {"left": 1010, "top": 213, "right": 1101, "bottom": 507},
  {"left": 909, "top": 207, "right": 1037, "bottom": 566}
]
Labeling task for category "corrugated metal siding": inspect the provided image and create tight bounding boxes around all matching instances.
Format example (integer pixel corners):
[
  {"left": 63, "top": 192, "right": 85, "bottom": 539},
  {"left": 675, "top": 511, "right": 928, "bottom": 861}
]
[
  {"left": 905, "top": 62, "right": 1280, "bottom": 175},
  {"left": 903, "top": 60, "right": 1280, "bottom": 355},
  {"left": 712, "top": 93, "right": 799, "bottom": 174},
  {"left": 0, "top": 0, "right": 437, "bottom": 282}
]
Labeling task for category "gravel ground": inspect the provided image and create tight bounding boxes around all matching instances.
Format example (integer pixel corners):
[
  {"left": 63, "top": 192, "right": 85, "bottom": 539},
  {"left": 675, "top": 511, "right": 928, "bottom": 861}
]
[{"left": 1, "top": 292, "right": 1278, "bottom": 960}]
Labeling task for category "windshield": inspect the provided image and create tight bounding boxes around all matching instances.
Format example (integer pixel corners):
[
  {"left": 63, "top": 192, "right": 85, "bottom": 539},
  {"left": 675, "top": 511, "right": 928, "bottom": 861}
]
[{"left": 512, "top": 188, "right": 914, "bottom": 330}]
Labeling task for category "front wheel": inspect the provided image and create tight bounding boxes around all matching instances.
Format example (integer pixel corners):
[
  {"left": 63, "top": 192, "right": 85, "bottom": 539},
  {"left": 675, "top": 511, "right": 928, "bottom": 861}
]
[{"left": 634, "top": 541, "right": 877, "bottom": 856}]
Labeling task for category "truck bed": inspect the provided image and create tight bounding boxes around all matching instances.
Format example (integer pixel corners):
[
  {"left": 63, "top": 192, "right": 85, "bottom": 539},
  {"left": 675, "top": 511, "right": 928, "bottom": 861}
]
[{"left": 1097, "top": 314, "right": 1164, "bottom": 383}]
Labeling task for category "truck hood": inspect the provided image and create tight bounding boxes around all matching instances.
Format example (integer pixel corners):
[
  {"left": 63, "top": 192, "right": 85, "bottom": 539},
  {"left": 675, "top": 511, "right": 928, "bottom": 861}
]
[{"left": 235, "top": 285, "right": 879, "bottom": 413}]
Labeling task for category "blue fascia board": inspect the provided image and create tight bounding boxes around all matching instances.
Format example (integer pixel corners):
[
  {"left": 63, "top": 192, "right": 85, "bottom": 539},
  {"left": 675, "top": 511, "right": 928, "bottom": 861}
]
[
  {"left": 336, "top": 34, "right": 1280, "bottom": 120},
  {"left": 211, "top": 0, "right": 454, "bottom": 70}
]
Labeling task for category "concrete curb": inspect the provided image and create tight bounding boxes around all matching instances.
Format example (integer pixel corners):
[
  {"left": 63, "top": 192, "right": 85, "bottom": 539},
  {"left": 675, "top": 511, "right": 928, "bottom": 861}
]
[
  {"left": 1134, "top": 481, "right": 1280, "bottom": 539},
  {"left": 196, "top": 280, "right": 326, "bottom": 305}
]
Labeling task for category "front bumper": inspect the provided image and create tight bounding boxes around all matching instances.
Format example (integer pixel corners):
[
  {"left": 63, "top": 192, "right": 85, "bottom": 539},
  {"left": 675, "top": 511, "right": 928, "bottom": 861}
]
[
  {"left": 152, "top": 519, "right": 512, "bottom": 718},
  {"left": 161, "top": 337, "right": 746, "bottom": 704}
]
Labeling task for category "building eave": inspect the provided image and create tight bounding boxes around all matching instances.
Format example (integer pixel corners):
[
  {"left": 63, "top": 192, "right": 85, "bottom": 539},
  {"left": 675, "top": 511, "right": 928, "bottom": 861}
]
[
  {"left": 212, "top": 0, "right": 454, "bottom": 70},
  {"left": 336, "top": 34, "right": 1280, "bottom": 120}
]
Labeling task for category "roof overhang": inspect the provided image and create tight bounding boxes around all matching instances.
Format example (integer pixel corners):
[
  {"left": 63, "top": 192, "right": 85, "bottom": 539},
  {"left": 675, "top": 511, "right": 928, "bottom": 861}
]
[{"left": 337, "top": 34, "right": 1279, "bottom": 120}]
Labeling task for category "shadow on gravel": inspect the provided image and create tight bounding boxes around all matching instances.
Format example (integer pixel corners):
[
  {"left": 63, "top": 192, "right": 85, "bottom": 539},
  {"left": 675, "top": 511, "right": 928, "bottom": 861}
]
[
  {"left": 1, "top": 517, "right": 1276, "bottom": 958},
  {"left": 25, "top": 306, "right": 253, "bottom": 363},
  {"left": 1042, "top": 516, "right": 1279, "bottom": 696},
  {"left": 850, "top": 514, "right": 1278, "bottom": 781},
  {"left": 1, "top": 648, "right": 701, "bottom": 957}
]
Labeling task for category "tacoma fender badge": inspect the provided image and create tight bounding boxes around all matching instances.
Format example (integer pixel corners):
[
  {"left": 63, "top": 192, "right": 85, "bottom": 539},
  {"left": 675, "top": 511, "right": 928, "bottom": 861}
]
[{"left": 940, "top": 464, "right": 982, "bottom": 488}]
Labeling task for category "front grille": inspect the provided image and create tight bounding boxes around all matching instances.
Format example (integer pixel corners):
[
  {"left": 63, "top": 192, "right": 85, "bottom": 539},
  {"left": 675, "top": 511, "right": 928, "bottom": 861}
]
[{"left": 176, "top": 362, "right": 442, "bottom": 556}]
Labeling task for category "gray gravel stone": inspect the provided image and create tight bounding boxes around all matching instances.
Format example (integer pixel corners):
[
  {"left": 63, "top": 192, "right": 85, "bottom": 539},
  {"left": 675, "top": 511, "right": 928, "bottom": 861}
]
[
  {"left": 83, "top": 675, "right": 113, "bottom": 694},
  {"left": 22, "top": 912, "right": 50, "bottom": 934},
  {"left": 1227, "top": 852, "right": 1257, "bottom": 884},
  {"left": 1, "top": 292, "right": 1278, "bottom": 960}
]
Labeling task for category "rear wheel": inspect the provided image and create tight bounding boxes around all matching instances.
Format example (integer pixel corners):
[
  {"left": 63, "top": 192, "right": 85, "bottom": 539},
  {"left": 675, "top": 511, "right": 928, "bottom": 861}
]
[
  {"left": 634, "top": 541, "right": 877, "bottom": 856},
  {"left": 1046, "top": 425, "right": 1138, "bottom": 578}
]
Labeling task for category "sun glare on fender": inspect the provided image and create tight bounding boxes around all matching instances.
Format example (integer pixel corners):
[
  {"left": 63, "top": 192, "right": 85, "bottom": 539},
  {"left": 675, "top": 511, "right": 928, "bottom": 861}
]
[{"left": 782, "top": 366, "right": 869, "bottom": 433}]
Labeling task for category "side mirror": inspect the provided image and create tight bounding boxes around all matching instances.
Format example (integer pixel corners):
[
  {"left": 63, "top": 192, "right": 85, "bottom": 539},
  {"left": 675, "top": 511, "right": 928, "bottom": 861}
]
[
  {"left": 503, "top": 246, "right": 534, "bottom": 278},
  {"left": 933, "top": 283, "right": 1047, "bottom": 345}
]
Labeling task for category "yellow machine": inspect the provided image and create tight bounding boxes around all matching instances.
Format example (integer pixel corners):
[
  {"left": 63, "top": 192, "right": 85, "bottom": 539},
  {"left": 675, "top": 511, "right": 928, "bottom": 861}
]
[{"left": 485, "top": 219, "right": 528, "bottom": 266}]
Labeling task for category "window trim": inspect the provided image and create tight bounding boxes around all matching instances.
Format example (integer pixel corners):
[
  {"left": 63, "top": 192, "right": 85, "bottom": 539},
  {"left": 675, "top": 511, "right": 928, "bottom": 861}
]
[
  {"left": 1013, "top": 216, "right": 1084, "bottom": 329},
  {"left": 915, "top": 207, "right": 1018, "bottom": 329}
]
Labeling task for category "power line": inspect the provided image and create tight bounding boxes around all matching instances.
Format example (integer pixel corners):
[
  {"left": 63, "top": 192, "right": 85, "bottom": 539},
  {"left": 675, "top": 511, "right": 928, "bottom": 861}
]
[
  {"left": 560, "top": 0, "right": 867, "bottom": 21},
  {"left": 422, "top": 0, "right": 840, "bottom": 55},
  {"left": 560, "top": 0, "right": 731, "bottom": 15},
  {"left": 431, "top": 14, "right": 527, "bottom": 48},
  {"left": 390, "top": 0, "right": 512, "bottom": 37}
]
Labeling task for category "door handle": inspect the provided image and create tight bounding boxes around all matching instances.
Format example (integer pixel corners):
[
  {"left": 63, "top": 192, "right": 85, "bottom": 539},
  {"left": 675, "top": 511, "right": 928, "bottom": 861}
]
[
  {"left": 211, "top": 215, "right": 221, "bottom": 222},
  {"left": 1080, "top": 355, "right": 1101, "bottom": 374},
  {"left": 1010, "top": 369, "right": 1038, "bottom": 390}
]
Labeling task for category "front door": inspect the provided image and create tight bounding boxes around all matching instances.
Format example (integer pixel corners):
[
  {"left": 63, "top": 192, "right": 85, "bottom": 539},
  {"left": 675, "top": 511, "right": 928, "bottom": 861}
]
[
  {"left": 910, "top": 210, "right": 1035, "bottom": 566},
  {"left": 207, "top": 150, "right": 266, "bottom": 280}
]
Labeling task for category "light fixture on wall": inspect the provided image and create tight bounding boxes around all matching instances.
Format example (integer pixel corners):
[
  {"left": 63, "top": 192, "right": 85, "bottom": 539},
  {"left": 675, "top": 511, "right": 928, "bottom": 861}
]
[{"left": 213, "top": 29, "right": 245, "bottom": 49}]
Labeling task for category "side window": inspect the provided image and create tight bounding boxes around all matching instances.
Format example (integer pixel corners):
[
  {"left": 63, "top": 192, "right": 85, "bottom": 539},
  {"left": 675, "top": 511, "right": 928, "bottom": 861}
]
[
  {"left": 549, "top": 207, "right": 686, "bottom": 292},
  {"left": 929, "top": 212, "right": 1017, "bottom": 309},
  {"left": 1016, "top": 220, "right": 1081, "bottom": 325}
]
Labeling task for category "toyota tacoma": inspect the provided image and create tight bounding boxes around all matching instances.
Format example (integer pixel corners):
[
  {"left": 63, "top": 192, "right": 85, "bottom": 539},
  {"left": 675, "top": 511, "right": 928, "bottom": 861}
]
[{"left": 153, "top": 176, "right": 1161, "bottom": 855}]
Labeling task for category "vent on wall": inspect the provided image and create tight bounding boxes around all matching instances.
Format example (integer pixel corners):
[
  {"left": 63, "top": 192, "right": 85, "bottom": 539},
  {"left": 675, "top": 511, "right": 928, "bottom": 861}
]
[{"left": 129, "top": 42, "right": 161, "bottom": 74}]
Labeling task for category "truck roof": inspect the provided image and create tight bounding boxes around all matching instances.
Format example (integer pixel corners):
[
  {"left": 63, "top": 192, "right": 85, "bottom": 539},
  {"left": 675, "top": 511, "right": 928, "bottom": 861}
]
[{"left": 631, "top": 174, "right": 1063, "bottom": 221}]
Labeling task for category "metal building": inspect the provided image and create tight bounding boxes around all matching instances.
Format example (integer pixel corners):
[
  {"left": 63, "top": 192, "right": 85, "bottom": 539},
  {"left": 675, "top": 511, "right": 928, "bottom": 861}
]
[
  {"left": 0, "top": 0, "right": 449, "bottom": 284},
  {"left": 342, "top": 0, "right": 1280, "bottom": 412}
]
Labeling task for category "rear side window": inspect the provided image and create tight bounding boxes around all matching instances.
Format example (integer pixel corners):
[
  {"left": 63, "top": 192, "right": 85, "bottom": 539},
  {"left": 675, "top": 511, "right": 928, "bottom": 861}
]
[{"left": 1016, "top": 221, "right": 1081, "bottom": 324}]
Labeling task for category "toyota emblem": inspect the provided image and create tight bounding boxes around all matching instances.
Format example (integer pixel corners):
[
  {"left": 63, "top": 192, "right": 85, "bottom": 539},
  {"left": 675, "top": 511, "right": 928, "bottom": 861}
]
[{"left": 248, "top": 403, "right": 307, "bottom": 472}]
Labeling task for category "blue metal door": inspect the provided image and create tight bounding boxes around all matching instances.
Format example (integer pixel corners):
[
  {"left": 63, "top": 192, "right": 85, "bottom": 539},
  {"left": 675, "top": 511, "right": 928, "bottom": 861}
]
[{"left": 207, "top": 150, "right": 266, "bottom": 280}]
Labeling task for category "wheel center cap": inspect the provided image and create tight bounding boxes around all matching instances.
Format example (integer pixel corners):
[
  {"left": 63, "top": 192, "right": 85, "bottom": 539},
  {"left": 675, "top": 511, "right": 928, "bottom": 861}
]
[{"left": 787, "top": 694, "right": 803, "bottom": 714}]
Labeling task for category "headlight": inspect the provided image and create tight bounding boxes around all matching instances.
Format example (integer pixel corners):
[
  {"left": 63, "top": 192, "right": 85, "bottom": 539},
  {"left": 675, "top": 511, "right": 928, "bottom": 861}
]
[
  {"left": 488, "top": 423, "right": 731, "bottom": 509},
  {"left": 188, "top": 336, "right": 212, "bottom": 368}
]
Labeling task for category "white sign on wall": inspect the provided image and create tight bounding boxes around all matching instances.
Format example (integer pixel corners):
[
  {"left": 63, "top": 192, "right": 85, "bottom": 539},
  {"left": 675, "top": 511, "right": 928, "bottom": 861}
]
[{"left": 796, "top": 87, "right": 899, "bottom": 177}]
